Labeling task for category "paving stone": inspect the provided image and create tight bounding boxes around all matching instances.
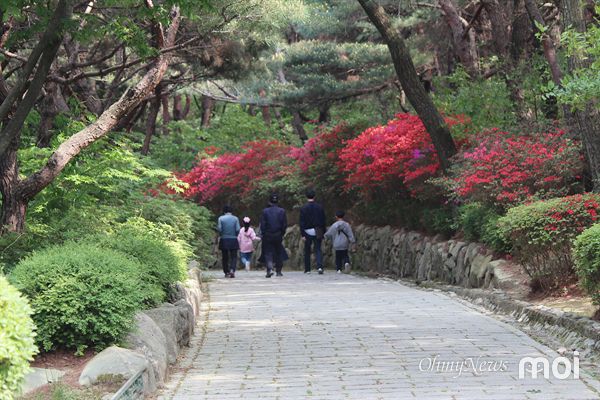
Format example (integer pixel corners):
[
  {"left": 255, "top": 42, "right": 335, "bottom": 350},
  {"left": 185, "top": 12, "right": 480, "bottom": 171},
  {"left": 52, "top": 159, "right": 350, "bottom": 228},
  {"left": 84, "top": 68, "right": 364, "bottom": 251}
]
[{"left": 159, "top": 271, "right": 600, "bottom": 400}]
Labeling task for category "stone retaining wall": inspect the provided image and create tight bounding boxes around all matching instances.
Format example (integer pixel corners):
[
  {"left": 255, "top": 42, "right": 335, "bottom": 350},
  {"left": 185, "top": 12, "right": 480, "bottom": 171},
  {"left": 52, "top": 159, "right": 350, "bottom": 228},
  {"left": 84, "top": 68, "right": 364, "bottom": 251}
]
[
  {"left": 284, "top": 224, "right": 518, "bottom": 291},
  {"left": 78, "top": 262, "right": 203, "bottom": 395}
]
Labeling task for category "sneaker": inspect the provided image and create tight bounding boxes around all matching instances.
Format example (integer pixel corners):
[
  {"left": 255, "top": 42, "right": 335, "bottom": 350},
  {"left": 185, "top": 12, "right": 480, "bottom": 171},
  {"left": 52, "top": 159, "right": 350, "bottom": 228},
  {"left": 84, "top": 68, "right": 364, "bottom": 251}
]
[
  {"left": 229, "top": 272, "right": 235, "bottom": 278},
  {"left": 336, "top": 269, "right": 341, "bottom": 274},
  {"left": 344, "top": 262, "right": 350, "bottom": 272},
  {"left": 266, "top": 271, "right": 273, "bottom": 278},
  {"left": 304, "top": 270, "right": 311, "bottom": 274},
  {"left": 276, "top": 272, "right": 283, "bottom": 277},
  {"left": 318, "top": 268, "right": 323, "bottom": 275}
]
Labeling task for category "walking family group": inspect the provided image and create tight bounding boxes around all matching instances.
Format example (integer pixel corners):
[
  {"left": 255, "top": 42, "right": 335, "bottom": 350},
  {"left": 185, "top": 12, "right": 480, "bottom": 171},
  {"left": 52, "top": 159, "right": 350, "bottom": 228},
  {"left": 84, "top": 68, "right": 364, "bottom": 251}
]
[{"left": 216, "top": 190, "right": 356, "bottom": 278}]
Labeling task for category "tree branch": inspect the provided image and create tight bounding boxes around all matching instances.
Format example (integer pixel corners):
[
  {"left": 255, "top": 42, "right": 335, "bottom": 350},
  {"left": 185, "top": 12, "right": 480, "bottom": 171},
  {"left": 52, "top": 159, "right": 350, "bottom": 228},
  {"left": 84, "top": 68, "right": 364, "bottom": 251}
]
[{"left": 19, "top": 6, "right": 181, "bottom": 200}]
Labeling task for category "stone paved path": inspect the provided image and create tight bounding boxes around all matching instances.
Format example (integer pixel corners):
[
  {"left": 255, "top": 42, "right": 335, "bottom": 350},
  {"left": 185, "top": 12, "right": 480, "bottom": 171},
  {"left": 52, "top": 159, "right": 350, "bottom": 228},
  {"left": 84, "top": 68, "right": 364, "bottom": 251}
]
[{"left": 159, "top": 271, "right": 600, "bottom": 399}]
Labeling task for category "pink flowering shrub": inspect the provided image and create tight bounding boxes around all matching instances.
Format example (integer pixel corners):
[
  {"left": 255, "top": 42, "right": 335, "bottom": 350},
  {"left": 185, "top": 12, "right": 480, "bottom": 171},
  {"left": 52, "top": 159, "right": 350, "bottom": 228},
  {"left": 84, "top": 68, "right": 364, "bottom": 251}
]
[
  {"left": 180, "top": 140, "right": 302, "bottom": 206},
  {"left": 291, "top": 123, "right": 360, "bottom": 202},
  {"left": 498, "top": 194, "right": 600, "bottom": 289},
  {"left": 445, "top": 129, "right": 583, "bottom": 209},
  {"left": 338, "top": 113, "right": 464, "bottom": 199}
]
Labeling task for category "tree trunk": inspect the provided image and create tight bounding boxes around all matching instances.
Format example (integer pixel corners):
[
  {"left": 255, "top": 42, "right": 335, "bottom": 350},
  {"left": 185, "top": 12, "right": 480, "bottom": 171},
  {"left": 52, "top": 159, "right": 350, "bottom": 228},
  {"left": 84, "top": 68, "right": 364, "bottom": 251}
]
[
  {"left": 63, "top": 40, "right": 102, "bottom": 116},
  {"left": 438, "top": 0, "right": 479, "bottom": 75},
  {"left": 182, "top": 95, "right": 191, "bottom": 119},
  {"left": 142, "top": 88, "right": 161, "bottom": 156},
  {"left": 482, "top": 0, "right": 513, "bottom": 58},
  {"left": 37, "top": 82, "right": 69, "bottom": 148},
  {"left": 525, "top": 0, "right": 574, "bottom": 123},
  {"left": 0, "top": 6, "right": 181, "bottom": 234},
  {"left": 0, "top": 0, "right": 73, "bottom": 158},
  {"left": 201, "top": 95, "right": 214, "bottom": 128},
  {"left": 291, "top": 111, "right": 308, "bottom": 142},
  {"left": 318, "top": 104, "right": 331, "bottom": 123},
  {"left": 262, "top": 105, "right": 272, "bottom": 126},
  {"left": 524, "top": 0, "right": 562, "bottom": 86},
  {"left": 259, "top": 89, "right": 271, "bottom": 126},
  {"left": 173, "top": 94, "right": 183, "bottom": 120},
  {"left": 273, "top": 108, "right": 286, "bottom": 131},
  {"left": 161, "top": 93, "right": 171, "bottom": 135},
  {"left": 510, "top": 0, "right": 531, "bottom": 63},
  {"left": 561, "top": 0, "right": 600, "bottom": 189},
  {"left": 113, "top": 101, "right": 146, "bottom": 133},
  {"left": 358, "top": 0, "right": 457, "bottom": 171},
  {"left": 0, "top": 148, "right": 26, "bottom": 233}
]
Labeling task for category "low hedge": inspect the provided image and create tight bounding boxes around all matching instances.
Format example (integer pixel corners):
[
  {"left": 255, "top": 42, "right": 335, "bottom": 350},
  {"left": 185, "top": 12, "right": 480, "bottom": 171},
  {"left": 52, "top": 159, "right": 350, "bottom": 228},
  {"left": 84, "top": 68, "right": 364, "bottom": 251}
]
[
  {"left": 87, "top": 218, "right": 189, "bottom": 306},
  {"left": 0, "top": 276, "right": 37, "bottom": 399},
  {"left": 10, "top": 242, "right": 154, "bottom": 354},
  {"left": 498, "top": 193, "right": 600, "bottom": 289},
  {"left": 458, "top": 203, "right": 509, "bottom": 253},
  {"left": 573, "top": 224, "right": 600, "bottom": 305}
]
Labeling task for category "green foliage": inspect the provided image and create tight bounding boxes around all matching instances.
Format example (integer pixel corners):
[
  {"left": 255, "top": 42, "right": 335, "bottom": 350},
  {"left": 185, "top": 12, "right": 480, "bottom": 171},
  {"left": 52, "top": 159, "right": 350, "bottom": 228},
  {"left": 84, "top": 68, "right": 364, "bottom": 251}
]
[
  {"left": 86, "top": 218, "right": 189, "bottom": 305},
  {"left": 457, "top": 203, "right": 509, "bottom": 253},
  {"left": 10, "top": 243, "right": 149, "bottom": 354},
  {"left": 149, "top": 106, "right": 299, "bottom": 171},
  {"left": 271, "top": 40, "right": 393, "bottom": 107},
  {"left": 136, "top": 195, "right": 215, "bottom": 261},
  {"left": 0, "top": 276, "right": 37, "bottom": 400},
  {"left": 421, "top": 207, "right": 455, "bottom": 238},
  {"left": 547, "top": 14, "right": 600, "bottom": 110},
  {"left": 498, "top": 194, "right": 600, "bottom": 289},
  {"left": 573, "top": 224, "right": 600, "bottom": 305},
  {"left": 434, "top": 67, "right": 517, "bottom": 133},
  {"left": 2, "top": 136, "right": 212, "bottom": 271}
]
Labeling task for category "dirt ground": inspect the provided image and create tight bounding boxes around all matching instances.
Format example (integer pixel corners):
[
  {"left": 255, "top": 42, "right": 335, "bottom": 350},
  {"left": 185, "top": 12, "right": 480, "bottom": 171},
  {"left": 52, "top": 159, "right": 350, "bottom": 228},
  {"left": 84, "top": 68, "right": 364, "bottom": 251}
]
[{"left": 21, "top": 350, "right": 122, "bottom": 400}]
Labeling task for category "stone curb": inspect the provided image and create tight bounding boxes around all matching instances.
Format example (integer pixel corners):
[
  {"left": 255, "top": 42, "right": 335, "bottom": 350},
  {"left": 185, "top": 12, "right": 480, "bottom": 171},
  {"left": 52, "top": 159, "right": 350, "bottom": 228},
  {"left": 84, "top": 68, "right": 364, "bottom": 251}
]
[{"left": 79, "top": 262, "right": 204, "bottom": 397}]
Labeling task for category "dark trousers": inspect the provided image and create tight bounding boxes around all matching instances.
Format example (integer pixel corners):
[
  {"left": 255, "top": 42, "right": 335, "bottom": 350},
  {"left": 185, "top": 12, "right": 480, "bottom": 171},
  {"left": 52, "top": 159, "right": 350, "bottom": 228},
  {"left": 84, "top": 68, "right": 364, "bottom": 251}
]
[
  {"left": 222, "top": 249, "right": 237, "bottom": 274},
  {"left": 335, "top": 250, "right": 349, "bottom": 271},
  {"left": 304, "top": 236, "right": 323, "bottom": 272},
  {"left": 264, "top": 240, "right": 283, "bottom": 273}
]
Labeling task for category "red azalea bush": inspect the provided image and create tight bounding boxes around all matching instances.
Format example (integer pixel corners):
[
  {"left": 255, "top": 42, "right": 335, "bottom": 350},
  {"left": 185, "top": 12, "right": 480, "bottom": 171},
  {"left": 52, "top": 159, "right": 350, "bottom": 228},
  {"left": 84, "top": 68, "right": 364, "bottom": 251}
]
[
  {"left": 290, "top": 123, "right": 360, "bottom": 203},
  {"left": 497, "top": 193, "right": 600, "bottom": 289},
  {"left": 338, "top": 113, "right": 464, "bottom": 198},
  {"left": 181, "top": 140, "right": 302, "bottom": 206},
  {"left": 445, "top": 129, "right": 583, "bottom": 209}
]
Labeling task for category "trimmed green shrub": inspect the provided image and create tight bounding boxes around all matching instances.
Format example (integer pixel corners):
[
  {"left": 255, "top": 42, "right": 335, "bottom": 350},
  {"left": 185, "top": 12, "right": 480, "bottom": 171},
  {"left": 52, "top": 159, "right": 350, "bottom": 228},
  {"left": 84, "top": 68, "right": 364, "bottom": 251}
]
[
  {"left": 10, "top": 242, "right": 151, "bottom": 354},
  {"left": 498, "top": 193, "right": 600, "bottom": 289},
  {"left": 421, "top": 207, "right": 456, "bottom": 238},
  {"left": 86, "top": 218, "right": 190, "bottom": 305},
  {"left": 458, "top": 203, "right": 509, "bottom": 253},
  {"left": 0, "top": 276, "right": 37, "bottom": 399},
  {"left": 479, "top": 212, "right": 510, "bottom": 254},
  {"left": 573, "top": 224, "right": 600, "bottom": 305}
]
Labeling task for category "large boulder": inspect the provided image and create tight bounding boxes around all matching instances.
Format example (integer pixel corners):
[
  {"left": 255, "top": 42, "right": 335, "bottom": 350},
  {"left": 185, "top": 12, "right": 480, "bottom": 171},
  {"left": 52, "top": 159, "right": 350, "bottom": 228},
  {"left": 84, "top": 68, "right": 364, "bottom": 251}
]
[
  {"left": 143, "top": 305, "right": 179, "bottom": 365},
  {"left": 468, "top": 253, "right": 493, "bottom": 288},
  {"left": 144, "top": 301, "right": 195, "bottom": 365},
  {"left": 79, "top": 346, "right": 150, "bottom": 388},
  {"left": 125, "top": 312, "right": 168, "bottom": 387}
]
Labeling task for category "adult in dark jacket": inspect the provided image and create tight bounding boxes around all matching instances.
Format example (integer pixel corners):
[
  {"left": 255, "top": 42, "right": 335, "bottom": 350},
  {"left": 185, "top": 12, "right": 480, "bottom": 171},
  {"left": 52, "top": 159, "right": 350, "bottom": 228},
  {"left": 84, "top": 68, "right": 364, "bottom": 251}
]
[
  {"left": 299, "top": 189, "right": 326, "bottom": 274},
  {"left": 259, "top": 193, "right": 288, "bottom": 278}
]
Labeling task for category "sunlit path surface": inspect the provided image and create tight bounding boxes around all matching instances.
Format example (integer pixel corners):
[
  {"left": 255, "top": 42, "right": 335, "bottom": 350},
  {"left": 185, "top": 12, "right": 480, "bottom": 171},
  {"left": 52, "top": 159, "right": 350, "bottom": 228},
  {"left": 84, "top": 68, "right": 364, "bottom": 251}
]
[{"left": 159, "top": 271, "right": 600, "bottom": 399}]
